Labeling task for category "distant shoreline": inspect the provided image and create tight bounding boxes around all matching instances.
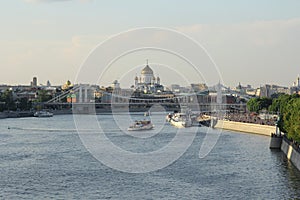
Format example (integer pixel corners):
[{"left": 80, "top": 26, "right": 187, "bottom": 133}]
[{"left": 0, "top": 109, "right": 158, "bottom": 119}]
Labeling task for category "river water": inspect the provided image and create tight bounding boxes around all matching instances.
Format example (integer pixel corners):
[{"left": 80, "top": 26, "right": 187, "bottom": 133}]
[{"left": 0, "top": 114, "right": 300, "bottom": 199}]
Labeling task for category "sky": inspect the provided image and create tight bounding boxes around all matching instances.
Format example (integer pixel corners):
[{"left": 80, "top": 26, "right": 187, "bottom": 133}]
[{"left": 1, "top": 0, "right": 300, "bottom": 88}]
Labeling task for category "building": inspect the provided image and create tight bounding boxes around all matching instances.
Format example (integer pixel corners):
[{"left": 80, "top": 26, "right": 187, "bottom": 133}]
[
  {"left": 47, "top": 80, "right": 51, "bottom": 87},
  {"left": 128, "top": 61, "right": 179, "bottom": 111},
  {"left": 291, "top": 75, "right": 300, "bottom": 94},
  {"left": 134, "top": 61, "right": 162, "bottom": 93},
  {"left": 231, "top": 83, "right": 254, "bottom": 95},
  {"left": 191, "top": 83, "right": 208, "bottom": 93},
  {"left": 31, "top": 77, "right": 37, "bottom": 87},
  {"left": 292, "top": 75, "right": 300, "bottom": 88},
  {"left": 168, "top": 84, "right": 190, "bottom": 94},
  {"left": 257, "top": 84, "right": 290, "bottom": 97}
]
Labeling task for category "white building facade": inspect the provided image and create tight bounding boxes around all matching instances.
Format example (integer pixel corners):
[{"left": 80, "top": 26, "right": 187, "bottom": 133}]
[{"left": 134, "top": 63, "right": 162, "bottom": 93}]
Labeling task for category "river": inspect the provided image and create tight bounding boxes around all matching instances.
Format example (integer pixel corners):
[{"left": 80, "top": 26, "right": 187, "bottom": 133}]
[{"left": 0, "top": 114, "right": 300, "bottom": 199}]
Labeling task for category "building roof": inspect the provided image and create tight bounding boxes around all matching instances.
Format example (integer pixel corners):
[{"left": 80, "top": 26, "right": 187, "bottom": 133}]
[{"left": 141, "top": 65, "right": 153, "bottom": 75}]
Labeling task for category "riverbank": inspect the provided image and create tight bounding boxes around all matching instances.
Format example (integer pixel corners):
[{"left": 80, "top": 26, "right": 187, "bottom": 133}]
[
  {"left": 281, "top": 136, "right": 300, "bottom": 171},
  {"left": 215, "top": 120, "right": 275, "bottom": 136},
  {"left": 0, "top": 109, "right": 73, "bottom": 119},
  {"left": 0, "top": 111, "right": 34, "bottom": 119}
]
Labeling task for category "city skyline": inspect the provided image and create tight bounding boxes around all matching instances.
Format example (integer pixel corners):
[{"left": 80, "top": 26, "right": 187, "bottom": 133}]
[
  {"left": 1, "top": 71, "right": 298, "bottom": 92},
  {"left": 1, "top": 1, "right": 300, "bottom": 88},
  {"left": 0, "top": 60, "right": 299, "bottom": 90}
]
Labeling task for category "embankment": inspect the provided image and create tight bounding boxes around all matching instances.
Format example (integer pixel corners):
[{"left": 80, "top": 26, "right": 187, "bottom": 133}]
[
  {"left": 215, "top": 120, "right": 275, "bottom": 136},
  {"left": 281, "top": 137, "right": 300, "bottom": 171}
]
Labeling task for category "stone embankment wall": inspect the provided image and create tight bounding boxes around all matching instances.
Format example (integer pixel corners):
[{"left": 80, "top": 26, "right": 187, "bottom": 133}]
[
  {"left": 281, "top": 137, "right": 300, "bottom": 171},
  {"left": 215, "top": 120, "right": 275, "bottom": 136}
]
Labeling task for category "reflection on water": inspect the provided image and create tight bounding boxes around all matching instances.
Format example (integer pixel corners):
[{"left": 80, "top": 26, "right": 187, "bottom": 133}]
[{"left": 0, "top": 114, "right": 299, "bottom": 199}]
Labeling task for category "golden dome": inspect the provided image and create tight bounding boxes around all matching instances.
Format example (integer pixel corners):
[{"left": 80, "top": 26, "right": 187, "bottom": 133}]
[{"left": 141, "top": 65, "right": 153, "bottom": 75}]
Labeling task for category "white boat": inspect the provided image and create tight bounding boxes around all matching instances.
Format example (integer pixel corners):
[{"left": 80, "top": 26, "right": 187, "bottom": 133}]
[
  {"left": 128, "top": 120, "right": 154, "bottom": 131},
  {"left": 167, "top": 112, "right": 192, "bottom": 128},
  {"left": 34, "top": 110, "right": 54, "bottom": 117},
  {"left": 167, "top": 111, "right": 218, "bottom": 128}
]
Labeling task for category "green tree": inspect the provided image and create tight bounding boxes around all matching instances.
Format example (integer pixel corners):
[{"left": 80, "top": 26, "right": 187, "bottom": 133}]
[
  {"left": 260, "top": 97, "right": 272, "bottom": 110},
  {"left": 247, "top": 98, "right": 260, "bottom": 112},
  {"left": 269, "top": 94, "right": 291, "bottom": 113},
  {"left": 273, "top": 94, "right": 300, "bottom": 143},
  {"left": 283, "top": 98, "right": 300, "bottom": 142},
  {"left": 0, "top": 89, "right": 16, "bottom": 111},
  {"left": 36, "top": 90, "right": 53, "bottom": 102},
  {"left": 247, "top": 97, "right": 272, "bottom": 113},
  {"left": 18, "top": 97, "right": 32, "bottom": 111}
]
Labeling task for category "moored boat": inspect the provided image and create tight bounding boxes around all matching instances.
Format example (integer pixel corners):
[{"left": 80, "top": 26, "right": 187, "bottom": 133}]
[
  {"left": 167, "top": 111, "right": 192, "bottom": 128},
  {"left": 34, "top": 110, "right": 54, "bottom": 117},
  {"left": 128, "top": 120, "right": 154, "bottom": 131},
  {"left": 167, "top": 111, "right": 218, "bottom": 128},
  {"left": 196, "top": 114, "right": 218, "bottom": 128}
]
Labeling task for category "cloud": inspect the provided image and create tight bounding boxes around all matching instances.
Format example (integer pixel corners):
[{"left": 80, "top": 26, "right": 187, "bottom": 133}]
[
  {"left": 0, "top": 34, "right": 104, "bottom": 85},
  {"left": 176, "top": 18, "right": 300, "bottom": 87},
  {"left": 177, "top": 18, "right": 300, "bottom": 47}
]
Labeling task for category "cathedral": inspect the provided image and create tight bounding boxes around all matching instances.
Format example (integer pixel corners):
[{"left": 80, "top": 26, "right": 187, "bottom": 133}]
[{"left": 134, "top": 61, "right": 163, "bottom": 93}]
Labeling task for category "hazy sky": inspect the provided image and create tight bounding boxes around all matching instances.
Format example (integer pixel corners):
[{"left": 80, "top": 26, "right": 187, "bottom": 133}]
[{"left": 1, "top": 0, "right": 300, "bottom": 88}]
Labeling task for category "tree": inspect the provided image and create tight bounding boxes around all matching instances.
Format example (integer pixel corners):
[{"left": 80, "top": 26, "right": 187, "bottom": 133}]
[
  {"left": 247, "top": 98, "right": 260, "bottom": 112},
  {"left": 249, "top": 94, "right": 300, "bottom": 143},
  {"left": 0, "top": 89, "right": 16, "bottom": 111},
  {"left": 247, "top": 97, "right": 272, "bottom": 113},
  {"left": 36, "top": 90, "right": 53, "bottom": 102},
  {"left": 273, "top": 95, "right": 300, "bottom": 143},
  {"left": 19, "top": 97, "right": 32, "bottom": 111},
  {"left": 270, "top": 93, "right": 285, "bottom": 99},
  {"left": 283, "top": 98, "right": 300, "bottom": 142}
]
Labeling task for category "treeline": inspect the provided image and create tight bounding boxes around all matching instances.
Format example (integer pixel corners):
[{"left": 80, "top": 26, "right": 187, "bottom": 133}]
[
  {"left": 0, "top": 89, "right": 53, "bottom": 112},
  {"left": 247, "top": 94, "right": 300, "bottom": 143}
]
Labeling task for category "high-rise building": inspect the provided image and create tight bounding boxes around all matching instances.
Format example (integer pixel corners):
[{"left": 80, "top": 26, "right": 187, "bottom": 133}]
[
  {"left": 293, "top": 75, "right": 300, "bottom": 88},
  {"left": 32, "top": 77, "right": 37, "bottom": 87},
  {"left": 291, "top": 75, "right": 300, "bottom": 94},
  {"left": 47, "top": 80, "right": 51, "bottom": 87}
]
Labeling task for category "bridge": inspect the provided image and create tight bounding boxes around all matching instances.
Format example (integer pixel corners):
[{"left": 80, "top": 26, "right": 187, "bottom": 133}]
[{"left": 43, "top": 84, "right": 247, "bottom": 113}]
